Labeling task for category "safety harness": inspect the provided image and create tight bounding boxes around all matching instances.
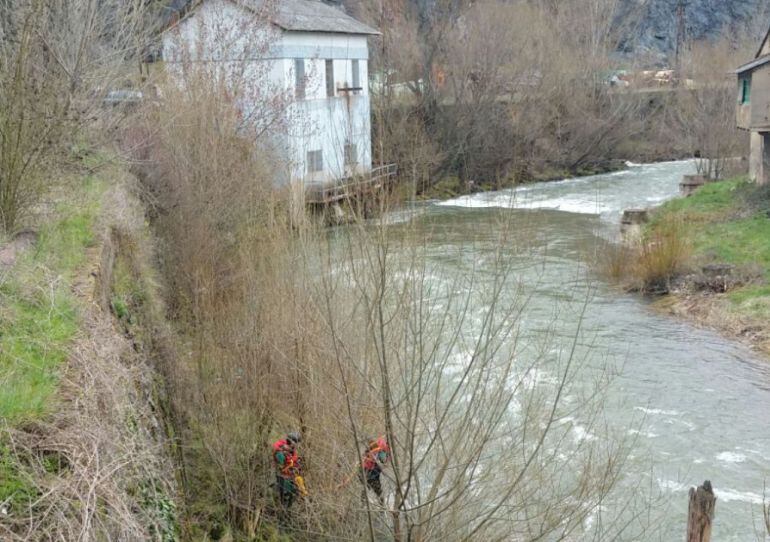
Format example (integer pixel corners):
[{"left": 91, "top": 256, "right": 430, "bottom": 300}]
[
  {"left": 362, "top": 437, "right": 390, "bottom": 472},
  {"left": 273, "top": 439, "right": 300, "bottom": 479}
]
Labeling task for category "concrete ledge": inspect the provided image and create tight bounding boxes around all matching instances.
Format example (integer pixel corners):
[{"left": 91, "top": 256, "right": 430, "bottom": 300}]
[
  {"left": 680, "top": 175, "right": 708, "bottom": 197},
  {"left": 620, "top": 208, "right": 649, "bottom": 245},
  {"left": 621, "top": 209, "right": 649, "bottom": 226}
]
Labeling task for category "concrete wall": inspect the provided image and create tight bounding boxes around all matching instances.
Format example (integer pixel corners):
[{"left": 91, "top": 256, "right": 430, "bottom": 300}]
[
  {"left": 764, "top": 133, "right": 770, "bottom": 186},
  {"left": 286, "top": 95, "right": 372, "bottom": 184},
  {"left": 161, "top": 0, "right": 290, "bottom": 162},
  {"left": 750, "top": 65, "right": 770, "bottom": 130},
  {"left": 750, "top": 131, "right": 770, "bottom": 185},
  {"left": 278, "top": 31, "right": 369, "bottom": 64},
  {"left": 282, "top": 32, "right": 372, "bottom": 185},
  {"left": 162, "top": 1, "right": 374, "bottom": 187},
  {"left": 163, "top": 0, "right": 279, "bottom": 66}
]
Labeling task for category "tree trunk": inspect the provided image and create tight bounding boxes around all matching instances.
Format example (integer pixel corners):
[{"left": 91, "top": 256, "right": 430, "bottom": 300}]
[{"left": 687, "top": 480, "right": 716, "bottom": 542}]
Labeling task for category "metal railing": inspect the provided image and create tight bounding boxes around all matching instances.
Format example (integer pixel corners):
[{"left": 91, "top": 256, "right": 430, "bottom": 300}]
[{"left": 306, "top": 163, "right": 398, "bottom": 204}]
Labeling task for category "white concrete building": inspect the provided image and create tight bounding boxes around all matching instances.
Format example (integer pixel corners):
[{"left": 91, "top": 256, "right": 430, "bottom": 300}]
[{"left": 161, "top": 0, "right": 379, "bottom": 189}]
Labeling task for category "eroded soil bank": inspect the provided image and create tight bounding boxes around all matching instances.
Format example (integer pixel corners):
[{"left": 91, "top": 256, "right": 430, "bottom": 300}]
[{"left": 645, "top": 178, "right": 770, "bottom": 357}]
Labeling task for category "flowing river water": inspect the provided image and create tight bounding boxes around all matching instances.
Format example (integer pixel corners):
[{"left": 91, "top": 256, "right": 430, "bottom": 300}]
[{"left": 395, "top": 161, "right": 770, "bottom": 539}]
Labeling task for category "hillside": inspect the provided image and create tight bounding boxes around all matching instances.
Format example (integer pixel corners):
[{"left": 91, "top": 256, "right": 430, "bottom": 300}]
[
  {"left": 616, "top": 0, "right": 770, "bottom": 60},
  {"left": 340, "top": 0, "right": 769, "bottom": 62}
]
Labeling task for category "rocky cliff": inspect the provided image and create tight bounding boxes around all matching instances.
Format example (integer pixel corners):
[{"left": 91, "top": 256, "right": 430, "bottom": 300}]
[
  {"left": 616, "top": 0, "right": 770, "bottom": 60},
  {"left": 343, "top": 0, "right": 769, "bottom": 62}
]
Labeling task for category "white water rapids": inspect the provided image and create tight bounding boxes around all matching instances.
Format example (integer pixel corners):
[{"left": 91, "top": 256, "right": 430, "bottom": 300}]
[{"left": 403, "top": 161, "right": 770, "bottom": 540}]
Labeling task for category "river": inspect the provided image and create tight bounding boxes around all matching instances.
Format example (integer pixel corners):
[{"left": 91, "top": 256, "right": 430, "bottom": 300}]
[{"left": 401, "top": 161, "right": 770, "bottom": 540}]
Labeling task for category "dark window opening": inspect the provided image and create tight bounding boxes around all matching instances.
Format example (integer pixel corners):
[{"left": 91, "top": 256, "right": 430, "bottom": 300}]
[
  {"left": 740, "top": 78, "right": 751, "bottom": 105},
  {"left": 326, "top": 59, "right": 335, "bottom": 97},
  {"left": 344, "top": 143, "right": 358, "bottom": 167},
  {"left": 295, "top": 59, "right": 305, "bottom": 99},
  {"left": 307, "top": 150, "right": 323, "bottom": 173},
  {"left": 352, "top": 60, "right": 360, "bottom": 94}
]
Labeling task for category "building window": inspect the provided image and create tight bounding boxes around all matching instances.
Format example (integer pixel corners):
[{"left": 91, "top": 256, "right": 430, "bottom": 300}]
[
  {"left": 325, "top": 59, "right": 335, "bottom": 98},
  {"left": 295, "top": 59, "right": 305, "bottom": 99},
  {"left": 352, "top": 60, "right": 360, "bottom": 93},
  {"left": 307, "top": 150, "right": 323, "bottom": 173},
  {"left": 344, "top": 143, "right": 358, "bottom": 166},
  {"left": 740, "top": 78, "right": 751, "bottom": 104}
]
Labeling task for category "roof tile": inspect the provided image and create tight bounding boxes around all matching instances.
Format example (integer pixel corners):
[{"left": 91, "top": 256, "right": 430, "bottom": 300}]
[{"left": 241, "top": 0, "right": 379, "bottom": 35}]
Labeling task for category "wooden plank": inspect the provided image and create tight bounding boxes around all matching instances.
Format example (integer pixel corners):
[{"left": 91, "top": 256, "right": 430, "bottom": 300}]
[{"left": 305, "top": 164, "right": 398, "bottom": 204}]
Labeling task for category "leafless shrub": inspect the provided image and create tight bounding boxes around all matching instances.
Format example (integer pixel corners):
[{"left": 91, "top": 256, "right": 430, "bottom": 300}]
[
  {"left": 305, "top": 202, "right": 662, "bottom": 540},
  {"left": 597, "top": 241, "right": 634, "bottom": 284},
  {"left": 129, "top": 45, "right": 366, "bottom": 534},
  {"left": 765, "top": 496, "right": 770, "bottom": 538},
  {"left": 635, "top": 221, "right": 692, "bottom": 293},
  {"left": 600, "top": 218, "right": 692, "bottom": 294},
  {"left": 0, "top": 0, "right": 149, "bottom": 234}
]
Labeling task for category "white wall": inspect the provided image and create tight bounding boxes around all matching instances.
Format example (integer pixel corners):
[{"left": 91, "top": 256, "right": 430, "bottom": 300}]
[
  {"left": 161, "top": 0, "right": 290, "bottom": 135},
  {"left": 279, "top": 32, "right": 370, "bottom": 63},
  {"left": 163, "top": 1, "right": 374, "bottom": 187},
  {"left": 750, "top": 131, "right": 769, "bottom": 185},
  {"left": 287, "top": 95, "right": 372, "bottom": 183},
  {"left": 163, "top": 0, "right": 279, "bottom": 64},
  {"left": 283, "top": 33, "right": 372, "bottom": 184}
]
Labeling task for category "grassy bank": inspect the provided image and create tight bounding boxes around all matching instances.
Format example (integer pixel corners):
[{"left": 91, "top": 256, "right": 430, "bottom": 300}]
[
  {"left": 0, "top": 175, "right": 104, "bottom": 506},
  {"left": 0, "top": 177, "right": 103, "bottom": 423},
  {"left": 1, "top": 163, "right": 181, "bottom": 539},
  {"left": 646, "top": 177, "right": 770, "bottom": 352}
]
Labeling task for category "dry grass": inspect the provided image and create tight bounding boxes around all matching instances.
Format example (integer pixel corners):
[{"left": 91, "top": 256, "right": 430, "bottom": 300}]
[
  {"left": 598, "top": 218, "right": 692, "bottom": 294},
  {"left": 596, "top": 241, "right": 633, "bottom": 284},
  {"left": 126, "top": 73, "right": 385, "bottom": 539},
  {"left": 632, "top": 218, "right": 692, "bottom": 293}
]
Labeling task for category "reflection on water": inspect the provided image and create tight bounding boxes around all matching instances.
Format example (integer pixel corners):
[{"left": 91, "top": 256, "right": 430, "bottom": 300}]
[{"left": 405, "top": 161, "right": 770, "bottom": 540}]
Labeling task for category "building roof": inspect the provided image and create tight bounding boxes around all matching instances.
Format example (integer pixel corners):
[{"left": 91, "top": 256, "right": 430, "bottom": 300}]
[
  {"left": 243, "top": 0, "right": 380, "bottom": 35},
  {"left": 159, "top": 0, "right": 193, "bottom": 28},
  {"left": 736, "top": 54, "right": 770, "bottom": 75},
  {"left": 163, "top": 0, "right": 379, "bottom": 36}
]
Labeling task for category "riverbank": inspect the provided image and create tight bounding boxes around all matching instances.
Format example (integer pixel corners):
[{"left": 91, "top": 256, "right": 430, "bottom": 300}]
[
  {"left": 0, "top": 159, "right": 178, "bottom": 539},
  {"left": 646, "top": 178, "right": 770, "bottom": 355}
]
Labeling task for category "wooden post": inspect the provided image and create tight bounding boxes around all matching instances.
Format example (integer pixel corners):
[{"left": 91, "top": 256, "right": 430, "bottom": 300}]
[{"left": 687, "top": 480, "right": 716, "bottom": 542}]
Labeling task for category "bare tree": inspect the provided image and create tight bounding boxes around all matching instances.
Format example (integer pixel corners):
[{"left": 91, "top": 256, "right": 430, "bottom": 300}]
[
  {"left": 0, "top": 0, "right": 148, "bottom": 234},
  {"left": 367, "top": 0, "right": 645, "bottom": 193},
  {"left": 313, "top": 202, "right": 653, "bottom": 541},
  {"left": 764, "top": 489, "right": 770, "bottom": 539},
  {"left": 671, "top": 37, "right": 753, "bottom": 180}
]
